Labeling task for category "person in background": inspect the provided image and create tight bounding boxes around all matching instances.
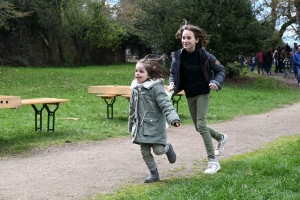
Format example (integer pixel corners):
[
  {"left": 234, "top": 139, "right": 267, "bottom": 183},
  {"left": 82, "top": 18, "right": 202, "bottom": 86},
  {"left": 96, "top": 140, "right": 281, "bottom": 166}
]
[
  {"left": 291, "top": 51, "right": 298, "bottom": 80},
  {"left": 283, "top": 52, "right": 292, "bottom": 79},
  {"left": 168, "top": 21, "right": 228, "bottom": 174},
  {"left": 271, "top": 46, "right": 276, "bottom": 66},
  {"left": 128, "top": 56, "right": 180, "bottom": 183},
  {"left": 273, "top": 46, "right": 283, "bottom": 73},
  {"left": 238, "top": 53, "right": 245, "bottom": 68},
  {"left": 249, "top": 53, "right": 256, "bottom": 72},
  {"left": 292, "top": 42, "right": 298, "bottom": 54},
  {"left": 256, "top": 51, "right": 264, "bottom": 74},
  {"left": 292, "top": 45, "right": 300, "bottom": 86},
  {"left": 264, "top": 48, "right": 273, "bottom": 75},
  {"left": 284, "top": 43, "right": 291, "bottom": 53}
]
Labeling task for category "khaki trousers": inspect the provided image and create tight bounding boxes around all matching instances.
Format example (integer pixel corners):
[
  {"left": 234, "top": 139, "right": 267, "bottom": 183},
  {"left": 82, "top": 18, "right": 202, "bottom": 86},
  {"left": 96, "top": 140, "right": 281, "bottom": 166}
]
[
  {"left": 140, "top": 143, "right": 169, "bottom": 171},
  {"left": 187, "top": 94, "right": 222, "bottom": 159}
]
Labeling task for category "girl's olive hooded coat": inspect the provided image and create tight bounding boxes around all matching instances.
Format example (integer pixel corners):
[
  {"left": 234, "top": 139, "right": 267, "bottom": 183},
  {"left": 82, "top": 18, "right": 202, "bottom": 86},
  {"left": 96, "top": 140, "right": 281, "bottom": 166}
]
[{"left": 128, "top": 78, "right": 180, "bottom": 145}]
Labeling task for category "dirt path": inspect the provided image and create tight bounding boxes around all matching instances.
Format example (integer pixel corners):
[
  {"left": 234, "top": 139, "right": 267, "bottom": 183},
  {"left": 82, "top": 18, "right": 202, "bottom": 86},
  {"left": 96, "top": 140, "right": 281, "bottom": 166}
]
[{"left": 0, "top": 72, "right": 299, "bottom": 200}]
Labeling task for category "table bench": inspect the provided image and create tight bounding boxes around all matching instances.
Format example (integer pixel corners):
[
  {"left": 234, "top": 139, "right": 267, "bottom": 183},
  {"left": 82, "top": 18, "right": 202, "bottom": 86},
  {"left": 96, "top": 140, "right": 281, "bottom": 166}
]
[
  {"left": 21, "top": 98, "right": 69, "bottom": 131},
  {"left": 88, "top": 85, "right": 185, "bottom": 119},
  {"left": 1, "top": 96, "right": 69, "bottom": 131},
  {"left": 88, "top": 85, "right": 131, "bottom": 119},
  {"left": 0, "top": 95, "right": 22, "bottom": 109}
]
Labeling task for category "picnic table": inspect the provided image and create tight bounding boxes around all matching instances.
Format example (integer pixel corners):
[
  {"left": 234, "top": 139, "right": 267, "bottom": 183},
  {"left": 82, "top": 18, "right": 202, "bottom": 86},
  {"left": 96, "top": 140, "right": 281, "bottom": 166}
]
[
  {"left": 88, "top": 85, "right": 185, "bottom": 119},
  {"left": 1, "top": 95, "right": 69, "bottom": 131},
  {"left": 0, "top": 95, "right": 22, "bottom": 109}
]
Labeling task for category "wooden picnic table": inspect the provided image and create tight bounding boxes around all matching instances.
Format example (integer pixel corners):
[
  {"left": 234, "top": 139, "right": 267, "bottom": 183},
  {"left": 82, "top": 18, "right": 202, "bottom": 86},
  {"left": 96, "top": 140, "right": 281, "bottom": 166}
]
[
  {"left": 88, "top": 85, "right": 185, "bottom": 119},
  {"left": 22, "top": 98, "right": 69, "bottom": 131},
  {"left": 0, "top": 95, "right": 22, "bottom": 109},
  {"left": 1, "top": 96, "right": 69, "bottom": 131}
]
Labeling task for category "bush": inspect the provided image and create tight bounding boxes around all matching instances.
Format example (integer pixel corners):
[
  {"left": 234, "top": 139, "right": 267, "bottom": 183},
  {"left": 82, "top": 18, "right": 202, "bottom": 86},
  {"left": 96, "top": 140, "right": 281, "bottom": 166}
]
[{"left": 225, "top": 62, "right": 241, "bottom": 78}]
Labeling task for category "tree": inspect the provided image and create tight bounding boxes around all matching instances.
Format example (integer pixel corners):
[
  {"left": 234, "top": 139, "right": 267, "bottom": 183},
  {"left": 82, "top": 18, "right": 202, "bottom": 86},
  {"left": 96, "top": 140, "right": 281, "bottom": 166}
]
[
  {"left": 84, "top": 2, "right": 125, "bottom": 50},
  {"left": 116, "top": 0, "right": 152, "bottom": 59},
  {"left": 0, "top": 0, "right": 30, "bottom": 29},
  {"left": 132, "top": 0, "right": 274, "bottom": 65},
  {"left": 0, "top": 0, "right": 128, "bottom": 65},
  {"left": 254, "top": 0, "right": 299, "bottom": 42}
]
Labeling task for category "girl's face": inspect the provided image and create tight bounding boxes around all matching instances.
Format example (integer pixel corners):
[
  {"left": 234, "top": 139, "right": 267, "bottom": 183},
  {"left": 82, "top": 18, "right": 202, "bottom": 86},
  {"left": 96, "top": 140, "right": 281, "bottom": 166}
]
[
  {"left": 135, "top": 63, "right": 150, "bottom": 84},
  {"left": 182, "top": 30, "right": 199, "bottom": 53}
]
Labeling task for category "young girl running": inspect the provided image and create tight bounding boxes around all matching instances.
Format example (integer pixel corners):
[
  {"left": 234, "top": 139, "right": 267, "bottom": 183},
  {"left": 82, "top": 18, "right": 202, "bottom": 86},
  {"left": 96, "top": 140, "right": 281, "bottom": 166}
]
[
  {"left": 168, "top": 21, "right": 228, "bottom": 174},
  {"left": 128, "top": 55, "right": 180, "bottom": 183}
]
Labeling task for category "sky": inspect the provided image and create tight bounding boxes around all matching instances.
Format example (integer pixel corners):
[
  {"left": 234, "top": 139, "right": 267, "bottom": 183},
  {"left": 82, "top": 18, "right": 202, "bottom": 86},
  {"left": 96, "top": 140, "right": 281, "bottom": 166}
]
[
  {"left": 254, "top": 0, "right": 299, "bottom": 47},
  {"left": 282, "top": 27, "right": 299, "bottom": 46}
]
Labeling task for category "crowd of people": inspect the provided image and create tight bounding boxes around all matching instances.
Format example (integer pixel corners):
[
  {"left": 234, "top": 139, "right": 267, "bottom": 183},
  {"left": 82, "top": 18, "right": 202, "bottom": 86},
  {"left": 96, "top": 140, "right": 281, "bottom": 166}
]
[{"left": 238, "top": 42, "right": 300, "bottom": 86}]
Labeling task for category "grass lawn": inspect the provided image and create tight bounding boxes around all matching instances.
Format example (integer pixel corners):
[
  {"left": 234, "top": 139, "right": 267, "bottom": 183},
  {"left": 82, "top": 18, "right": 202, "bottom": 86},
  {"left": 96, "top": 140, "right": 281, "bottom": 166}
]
[
  {"left": 1, "top": 64, "right": 300, "bottom": 199},
  {"left": 97, "top": 134, "right": 300, "bottom": 200},
  {"left": 0, "top": 64, "right": 300, "bottom": 156}
]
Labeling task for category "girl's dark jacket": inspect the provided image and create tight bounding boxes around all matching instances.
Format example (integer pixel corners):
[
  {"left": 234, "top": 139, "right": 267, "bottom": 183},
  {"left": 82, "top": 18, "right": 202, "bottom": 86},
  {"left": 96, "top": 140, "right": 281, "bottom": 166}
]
[{"left": 169, "top": 48, "right": 226, "bottom": 95}]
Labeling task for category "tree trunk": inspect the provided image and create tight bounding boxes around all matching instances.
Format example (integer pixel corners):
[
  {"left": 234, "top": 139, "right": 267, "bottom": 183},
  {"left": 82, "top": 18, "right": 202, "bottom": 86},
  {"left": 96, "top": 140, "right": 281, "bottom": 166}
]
[
  {"left": 37, "top": 31, "right": 55, "bottom": 65},
  {"left": 57, "top": 35, "right": 65, "bottom": 64},
  {"left": 295, "top": 0, "right": 300, "bottom": 26}
]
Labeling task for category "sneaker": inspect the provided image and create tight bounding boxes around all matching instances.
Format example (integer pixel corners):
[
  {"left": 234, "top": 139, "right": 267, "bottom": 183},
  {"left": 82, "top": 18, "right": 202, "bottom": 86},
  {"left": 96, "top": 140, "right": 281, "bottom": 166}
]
[
  {"left": 166, "top": 143, "right": 176, "bottom": 164},
  {"left": 215, "top": 134, "right": 228, "bottom": 156},
  {"left": 204, "top": 159, "right": 221, "bottom": 174}
]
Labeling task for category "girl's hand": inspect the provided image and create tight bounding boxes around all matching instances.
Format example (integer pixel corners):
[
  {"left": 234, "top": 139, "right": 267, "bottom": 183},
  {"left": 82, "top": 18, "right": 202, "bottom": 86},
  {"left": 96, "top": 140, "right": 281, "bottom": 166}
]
[
  {"left": 171, "top": 121, "right": 180, "bottom": 127},
  {"left": 174, "top": 122, "right": 180, "bottom": 127},
  {"left": 167, "top": 82, "right": 175, "bottom": 92},
  {"left": 209, "top": 83, "right": 218, "bottom": 91}
]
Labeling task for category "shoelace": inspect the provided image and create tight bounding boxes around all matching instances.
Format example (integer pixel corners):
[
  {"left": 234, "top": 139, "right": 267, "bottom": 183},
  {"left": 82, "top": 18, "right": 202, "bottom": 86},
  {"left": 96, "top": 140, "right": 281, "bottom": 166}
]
[
  {"left": 217, "top": 142, "right": 222, "bottom": 149},
  {"left": 207, "top": 162, "right": 217, "bottom": 169}
]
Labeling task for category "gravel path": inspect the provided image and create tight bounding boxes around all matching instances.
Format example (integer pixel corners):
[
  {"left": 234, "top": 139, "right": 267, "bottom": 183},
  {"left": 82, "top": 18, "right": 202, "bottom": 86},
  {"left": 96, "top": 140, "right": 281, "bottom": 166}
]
[{"left": 0, "top": 72, "right": 299, "bottom": 200}]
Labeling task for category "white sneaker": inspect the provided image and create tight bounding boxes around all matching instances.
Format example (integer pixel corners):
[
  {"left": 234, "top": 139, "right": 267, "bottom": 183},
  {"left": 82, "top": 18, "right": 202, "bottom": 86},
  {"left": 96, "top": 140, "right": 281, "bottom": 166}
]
[
  {"left": 204, "top": 160, "right": 221, "bottom": 174},
  {"left": 215, "top": 134, "right": 228, "bottom": 156}
]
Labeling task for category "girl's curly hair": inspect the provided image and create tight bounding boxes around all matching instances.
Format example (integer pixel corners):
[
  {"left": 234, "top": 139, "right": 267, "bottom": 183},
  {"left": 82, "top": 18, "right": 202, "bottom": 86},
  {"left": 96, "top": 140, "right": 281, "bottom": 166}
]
[
  {"left": 137, "top": 54, "right": 167, "bottom": 79},
  {"left": 175, "top": 19, "right": 209, "bottom": 49}
]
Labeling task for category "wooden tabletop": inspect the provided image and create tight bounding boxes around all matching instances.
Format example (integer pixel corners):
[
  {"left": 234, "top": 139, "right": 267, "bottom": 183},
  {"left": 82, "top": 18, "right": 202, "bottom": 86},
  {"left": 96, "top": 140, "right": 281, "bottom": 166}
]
[{"left": 21, "top": 98, "right": 69, "bottom": 105}]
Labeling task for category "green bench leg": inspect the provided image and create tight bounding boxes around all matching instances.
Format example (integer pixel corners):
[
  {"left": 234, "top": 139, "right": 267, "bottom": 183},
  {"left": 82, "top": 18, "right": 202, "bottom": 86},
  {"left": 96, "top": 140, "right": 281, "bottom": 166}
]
[
  {"left": 31, "top": 103, "right": 60, "bottom": 131},
  {"left": 104, "top": 97, "right": 116, "bottom": 119},
  {"left": 171, "top": 95, "right": 182, "bottom": 114}
]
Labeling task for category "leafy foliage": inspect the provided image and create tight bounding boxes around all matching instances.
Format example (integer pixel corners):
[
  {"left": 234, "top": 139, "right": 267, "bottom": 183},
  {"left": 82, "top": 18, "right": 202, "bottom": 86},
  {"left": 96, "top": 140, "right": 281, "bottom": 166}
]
[
  {"left": 0, "top": 0, "right": 128, "bottom": 66},
  {"left": 132, "top": 0, "right": 276, "bottom": 65},
  {"left": 84, "top": 2, "right": 126, "bottom": 50},
  {"left": 0, "top": 0, "right": 31, "bottom": 29},
  {"left": 224, "top": 62, "right": 241, "bottom": 78}
]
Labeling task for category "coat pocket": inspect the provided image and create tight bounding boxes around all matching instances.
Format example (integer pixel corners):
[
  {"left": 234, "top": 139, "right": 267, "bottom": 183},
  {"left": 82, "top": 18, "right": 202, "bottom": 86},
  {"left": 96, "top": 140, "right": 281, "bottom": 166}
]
[{"left": 142, "top": 117, "right": 159, "bottom": 136}]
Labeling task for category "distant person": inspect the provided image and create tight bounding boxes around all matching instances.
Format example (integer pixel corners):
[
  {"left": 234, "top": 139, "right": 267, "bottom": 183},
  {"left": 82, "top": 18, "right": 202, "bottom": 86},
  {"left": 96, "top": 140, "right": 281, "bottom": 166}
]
[
  {"left": 273, "top": 46, "right": 283, "bottom": 73},
  {"left": 291, "top": 51, "right": 298, "bottom": 80},
  {"left": 292, "top": 45, "right": 300, "bottom": 86},
  {"left": 128, "top": 56, "right": 180, "bottom": 183},
  {"left": 168, "top": 21, "right": 228, "bottom": 174},
  {"left": 292, "top": 42, "right": 298, "bottom": 54},
  {"left": 284, "top": 43, "right": 291, "bottom": 52},
  {"left": 283, "top": 53, "right": 292, "bottom": 79},
  {"left": 238, "top": 53, "right": 245, "bottom": 68},
  {"left": 271, "top": 46, "right": 276, "bottom": 66},
  {"left": 256, "top": 51, "right": 264, "bottom": 74},
  {"left": 249, "top": 53, "right": 256, "bottom": 72},
  {"left": 264, "top": 49, "right": 273, "bottom": 75}
]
